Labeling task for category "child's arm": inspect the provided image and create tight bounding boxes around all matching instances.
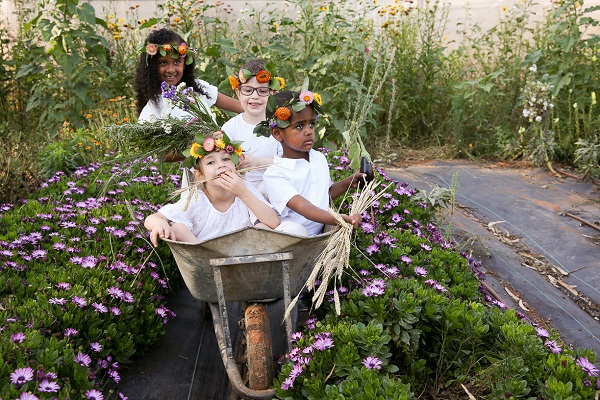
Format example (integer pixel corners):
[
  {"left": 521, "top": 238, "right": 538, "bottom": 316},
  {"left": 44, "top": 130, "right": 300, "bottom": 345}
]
[
  {"left": 219, "top": 171, "right": 280, "bottom": 229},
  {"left": 144, "top": 213, "right": 176, "bottom": 247},
  {"left": 144, "top": 213, "right": 198, "bottom": 246},
  {"left": 287, "top": 195, "right": 362, "bottom": 229},
  {"left": 329, "top": 172, "right": 366, "bottom": 200},
  {"left": 215, "top": 93, "right": 244, "bottom": 113}
]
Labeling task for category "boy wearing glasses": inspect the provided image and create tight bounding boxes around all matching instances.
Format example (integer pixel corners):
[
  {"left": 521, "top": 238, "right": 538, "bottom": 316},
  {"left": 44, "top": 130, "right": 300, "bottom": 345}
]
[{"left": 220, "top": 60, "right": 284, "bottom": 191}]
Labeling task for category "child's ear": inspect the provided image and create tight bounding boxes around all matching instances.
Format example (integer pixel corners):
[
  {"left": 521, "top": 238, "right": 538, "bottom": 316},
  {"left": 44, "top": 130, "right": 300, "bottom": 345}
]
[
  {"left": 271, "top": 127, "right": 284, "bottom": 142},
  {"left": 193, "top": 165, "right": 204, "bottom": 180}
]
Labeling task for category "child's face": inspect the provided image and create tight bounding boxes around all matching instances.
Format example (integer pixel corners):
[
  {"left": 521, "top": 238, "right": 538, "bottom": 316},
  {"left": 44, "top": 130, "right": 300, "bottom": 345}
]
[
  {"left": 235, "top": 77, "right": 270, "bottom": 119},
  {"left": 157, "top": 55, "right": 185, "bottom": 86},
  {"left": 272, "top": 105, "right": 316, "bottom": 160},
  {"left": 194, "top": 151, "right": 236, "bottom": 183}
]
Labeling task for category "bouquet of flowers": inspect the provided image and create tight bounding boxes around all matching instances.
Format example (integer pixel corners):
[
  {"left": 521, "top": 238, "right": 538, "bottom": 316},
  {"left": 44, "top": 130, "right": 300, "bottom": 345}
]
[{"left": 106, "top": 82, "right": 220, "bottom": 161}]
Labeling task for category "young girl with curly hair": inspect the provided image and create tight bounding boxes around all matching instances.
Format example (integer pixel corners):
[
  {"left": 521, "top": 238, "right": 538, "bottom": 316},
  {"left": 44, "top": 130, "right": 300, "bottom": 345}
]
[{"left": 134, "top": 28, "right": 242, "bottom": 122}]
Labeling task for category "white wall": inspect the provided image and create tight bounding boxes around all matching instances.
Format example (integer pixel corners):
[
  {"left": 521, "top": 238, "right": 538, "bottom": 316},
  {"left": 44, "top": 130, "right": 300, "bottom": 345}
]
[{"left": 2, "top": 0, "right": 599, "bottom": 40}]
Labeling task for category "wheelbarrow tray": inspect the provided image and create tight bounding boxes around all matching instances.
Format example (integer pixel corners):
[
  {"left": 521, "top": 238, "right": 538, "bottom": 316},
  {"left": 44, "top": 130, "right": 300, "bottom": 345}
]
[{"left": 162, "top": 227, "right": 335, "bottom": 302}]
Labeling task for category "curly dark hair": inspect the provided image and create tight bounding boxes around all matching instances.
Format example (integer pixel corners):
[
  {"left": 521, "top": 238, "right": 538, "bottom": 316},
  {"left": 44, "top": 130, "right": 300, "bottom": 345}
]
[
  {"left": 265, "top": 90, "right": 298, "bottom": 121},
  {"left": 134, "top": 28, "right": 209, "bottom": 116}
]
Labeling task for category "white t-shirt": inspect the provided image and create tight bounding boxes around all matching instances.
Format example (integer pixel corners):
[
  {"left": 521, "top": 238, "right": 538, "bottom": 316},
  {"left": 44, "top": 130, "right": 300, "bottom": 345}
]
[
  {"left": 157, "top": 181, "right": 271, "bottom": 242},
  {"left": 138, "top": 79, "right": 218, "bottom": 122},
  {"left": 263, "top": 149, "right": 333, "bottom": 236},
  {"left": 222, "top": 114, "right": 282, "bottom": 185}
]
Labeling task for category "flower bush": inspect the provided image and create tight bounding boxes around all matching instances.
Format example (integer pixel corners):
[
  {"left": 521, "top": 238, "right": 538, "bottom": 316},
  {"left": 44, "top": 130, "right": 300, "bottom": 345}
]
[
  {"left": 273, "top": 151, "right": 600, "bottom": 399},
  {"left": 0, "top": 158, "right": 183, "bottom": 399},
  {"left": 0, "top": 151, "right": 598, "bottom": 398}
]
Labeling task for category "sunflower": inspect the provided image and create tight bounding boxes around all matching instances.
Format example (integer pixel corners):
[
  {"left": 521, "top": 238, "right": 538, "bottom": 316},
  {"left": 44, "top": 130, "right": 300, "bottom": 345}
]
[
  {"left": 275, "top": 77, "right": 285, "bottom": 90},
  {"left": 313, "top": 92, "right": 322, "bottom": 106},
  {"left": 256, "top": 69, "right": 271, "bottom": 83},
  {"left": 275, "top": 107, "right": 291, "bottom": 121},
  {"left": 190, "top": 142, "right": 204, "bottom": 158}
]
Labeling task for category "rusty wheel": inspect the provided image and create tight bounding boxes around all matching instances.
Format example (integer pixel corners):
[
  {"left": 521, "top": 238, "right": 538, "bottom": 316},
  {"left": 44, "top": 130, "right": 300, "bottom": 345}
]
[{"left": 244, "top": 303, "right": 273, "bottom": 390}]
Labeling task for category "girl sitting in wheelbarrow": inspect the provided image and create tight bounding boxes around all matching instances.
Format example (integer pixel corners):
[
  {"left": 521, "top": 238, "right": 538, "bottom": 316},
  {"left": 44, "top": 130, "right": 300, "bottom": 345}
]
[{"left": 144, "top": 134, "right": 280, "bottom": 246}]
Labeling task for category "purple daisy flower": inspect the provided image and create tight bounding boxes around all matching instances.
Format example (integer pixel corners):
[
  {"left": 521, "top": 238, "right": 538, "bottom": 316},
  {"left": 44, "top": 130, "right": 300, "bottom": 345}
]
[
  {"left": 72, "top": 296, "right": 87, "bottom": 307},
  {"left": 420, "top": 243, "right": 432, "bottom": 251},
  {"left": 535, "top": 327, "right": 550, "bottom": 339},
  {"left": 38, "top": 379, "right": 60, "bottom": 392},
  {"left": 49, "top": 297, "right": 66, "bottom": 305},
  {"left": 10, "top": 367, "right": 35, "bottom": 386},
  {"left": 362, "top": 356, "right": 383, "bottom": 370},
  {"left": 75, "top": 353, "right": 92, "bottom": 367},
  {"left": 92, "top": 303, "right": 108, "bottom": 313},
  {"left": 414, "top": 266, "right": 427, "bottom": 277},
  {"left": 576, "top": 357, "right": 599, "bottom": 377},
  {"left": 305, "top": 317, "right": 317, "bottom": 330},
  {"left": 108, "top": 286, "right": 124, "bottom": 298},
  {"left": 110, "top": 307, "right": 121, "bottom": 315},
  {"left": 544, "top": 340, "right": 562, "bottom": 354},
  {"left": 85, "top": 389, "right": 104, "bottom": 400},
  {"left": 108, "top": 369, "right": 121, "bottom": 383},
  {"left": 401, "top": 255, "right": 413, "bottom": 264},
  {"left": 64, "top": 328, "right": 78, "bottom": 337},
  {"left": 122, "top": 291, "right": 135, "bottom": 303},
  {"left": 289, "top": 363, "right": 303, "bottom": 379},
  {"left": 57, "top": 282, "right": 71, "bottom": 290},
  {"left": 31, "top": 249, "right": 47, "bottom": 259},
  {"left": 290, "top": 332, "right": 303, "bottom": 343},
  {"left": 365, "top": 244, "right": 380, "bottom": 255},
  {"left": 11, "top": 332, "right": 26, "bottom": 343},
  {"left": 281, "top": 376, "right": 294, "bottom": 390},
  {"left": 313, "top": 336, "right": 334, "bottom": 351},
  {"left": 18, "top": 392, "right": 39, "bottom": 400},
  {"left": 90, "top": 342, "right": 102, "bottom": 352}
]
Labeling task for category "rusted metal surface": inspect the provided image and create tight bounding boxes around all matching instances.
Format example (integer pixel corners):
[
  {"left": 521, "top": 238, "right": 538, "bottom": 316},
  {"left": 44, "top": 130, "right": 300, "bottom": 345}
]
[
  {"left": 245, "top": 304, "right": 274, "bottom": 391},
  {"left": 163, "top": 227, "right": 335, "bottom": 302}
]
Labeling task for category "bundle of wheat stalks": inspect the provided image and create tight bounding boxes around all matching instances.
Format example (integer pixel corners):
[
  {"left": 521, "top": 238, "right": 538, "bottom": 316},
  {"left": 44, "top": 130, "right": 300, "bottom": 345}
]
[{"left": 285, "top": 179, "right": 389, "bottom": 318}]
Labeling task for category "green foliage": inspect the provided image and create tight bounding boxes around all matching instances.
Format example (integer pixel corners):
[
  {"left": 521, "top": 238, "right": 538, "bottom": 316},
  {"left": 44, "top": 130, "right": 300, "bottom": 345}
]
[{"left": 18, "top": 0, "right": 110, "bottom": 134}]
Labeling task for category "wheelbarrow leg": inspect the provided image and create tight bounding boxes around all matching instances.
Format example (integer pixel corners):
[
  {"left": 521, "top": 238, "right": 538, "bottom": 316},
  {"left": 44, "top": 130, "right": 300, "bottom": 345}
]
[{"left": 245, "top": 304, "right": 273, "bottom": 390}]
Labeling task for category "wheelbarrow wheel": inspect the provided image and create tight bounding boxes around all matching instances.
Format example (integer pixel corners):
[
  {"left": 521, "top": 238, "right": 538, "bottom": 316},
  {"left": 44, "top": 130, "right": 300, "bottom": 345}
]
[{"left": 244, "top": 303, "right": 274, "bottom": 390}]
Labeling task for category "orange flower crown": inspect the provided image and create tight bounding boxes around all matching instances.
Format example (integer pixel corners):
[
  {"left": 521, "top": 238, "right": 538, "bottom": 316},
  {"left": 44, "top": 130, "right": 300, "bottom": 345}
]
[
  {"left": 141, "top": 41, "right": 197, "bottom": 65},
  {"left": 253, "top": 90, "right": 323, "bottom": 137},
  {"left": 219, "top": 61, "right": 284, "bottom": 92}
]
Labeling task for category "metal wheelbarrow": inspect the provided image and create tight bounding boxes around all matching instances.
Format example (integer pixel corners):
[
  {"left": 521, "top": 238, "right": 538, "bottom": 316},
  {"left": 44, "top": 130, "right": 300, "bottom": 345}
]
[{"left": 162, "top": 226, "right": 335, "bottom": 399}]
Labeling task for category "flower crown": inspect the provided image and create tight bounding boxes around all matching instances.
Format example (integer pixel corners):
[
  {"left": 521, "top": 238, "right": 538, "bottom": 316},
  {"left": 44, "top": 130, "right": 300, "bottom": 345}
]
[
  {"left": 219, "top": 61, "right": 284, "bottom": 92},
  {"left": 182, "top": 133, "right": 244, "bottom": 169},
  {"left": 141, "top": 41, "right": 197, "bottom": 65},
  {"left": 253, "top": 91, "right": 324, "bottom": 137}
]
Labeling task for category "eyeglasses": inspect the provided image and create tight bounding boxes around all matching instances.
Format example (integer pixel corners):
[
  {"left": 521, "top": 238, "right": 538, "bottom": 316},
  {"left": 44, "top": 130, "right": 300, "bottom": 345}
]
[{"left": 238, "top": 86, "right": 271, "bottom": 97}]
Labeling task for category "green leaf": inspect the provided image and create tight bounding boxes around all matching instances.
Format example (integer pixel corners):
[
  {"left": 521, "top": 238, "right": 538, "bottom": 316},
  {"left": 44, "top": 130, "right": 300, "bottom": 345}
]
[
  {"left": 349, "top": 143, "right": 360, "bottom": 170},
  {"left": 205, "top": 45, "right": 220, "bottom": 58},
  {"left": 140, "top": 17, "right": 159, "bottom": 29}
]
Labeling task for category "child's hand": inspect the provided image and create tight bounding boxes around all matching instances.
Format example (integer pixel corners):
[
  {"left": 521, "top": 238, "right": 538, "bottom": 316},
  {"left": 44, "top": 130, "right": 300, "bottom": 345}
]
[
  {"left": 218, "top": 170, "right": 246, "bottom": 196},
  {"left": 342, "top": 213, "right": 363, "bottom": 229},
  {"left": 212, "top": 130, "right": 224, "bottom": 139},
  {"left": 149, "top": 224, "right": 175, "bottom": 247},
  {"left": 349, "top": 172, "right": 367, "bottom": 188}
]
